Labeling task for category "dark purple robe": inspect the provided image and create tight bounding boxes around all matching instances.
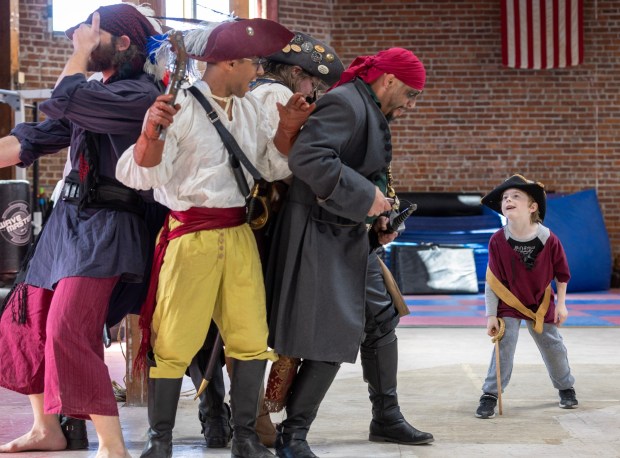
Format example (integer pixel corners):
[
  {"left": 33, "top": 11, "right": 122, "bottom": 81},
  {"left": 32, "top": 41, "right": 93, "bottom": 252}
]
[{"left": 12, "top": 73, "right": 160, "bottom": 291}]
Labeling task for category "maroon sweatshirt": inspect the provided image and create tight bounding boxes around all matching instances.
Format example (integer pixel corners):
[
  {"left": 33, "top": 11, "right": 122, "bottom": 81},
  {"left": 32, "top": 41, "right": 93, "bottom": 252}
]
[{"left": 488, "top": 228, "right": 571, "bottom": 323}]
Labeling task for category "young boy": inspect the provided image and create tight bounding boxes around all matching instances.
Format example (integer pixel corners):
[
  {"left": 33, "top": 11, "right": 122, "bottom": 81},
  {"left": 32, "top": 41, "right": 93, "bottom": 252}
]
[{"left": 475, "top": 174, "right": 577, "bottom": 419}]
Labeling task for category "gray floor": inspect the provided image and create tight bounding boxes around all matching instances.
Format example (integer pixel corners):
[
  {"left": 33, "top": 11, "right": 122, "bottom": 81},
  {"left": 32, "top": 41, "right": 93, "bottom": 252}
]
[{"left": 1, "top": 326, "right": 619, "bottom": 457}]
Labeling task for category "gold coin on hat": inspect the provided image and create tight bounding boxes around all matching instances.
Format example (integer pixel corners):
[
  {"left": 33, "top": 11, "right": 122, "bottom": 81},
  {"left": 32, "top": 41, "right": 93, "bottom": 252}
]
[
  {"left": 246, "top": 26, "right": 254, "bottom": 36},
  {"left": 314, "top": 45, "right": 325, "bottom": 53},
  {"left": 324, "top": 53, "right": 335, "bottom": 63},
  {"left": 290, "top": 44, "right": 302, "bottom": 52},
  {"left": 318, "top": 64, "right": 329, "bottom": 75},
  {"left": 282, "top": 44, "right": 291, "bottom": 53}
]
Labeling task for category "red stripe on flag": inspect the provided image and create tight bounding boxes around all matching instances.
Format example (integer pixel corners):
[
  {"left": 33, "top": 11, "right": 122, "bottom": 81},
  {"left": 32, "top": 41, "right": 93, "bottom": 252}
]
[
  {"left": 567, "top": 0, "right": 573, "bottom": 65},
  {"left": 501, "top": 0, "right": 509, "bottom": 67},
  {"left": 514, "top": 0, "right": 521, "bottom": 67},
  {"left": 553, "top": 0, "right": 560, "bottom": 68},
  {"left": 578, "top": 0, "right": 584, "bottom": 63},
  {"left": 526, "top": 1, "right": 534, "bottom": 68},
  {"left": 540, "top": 2, "right": 547, "bottom": 69}
]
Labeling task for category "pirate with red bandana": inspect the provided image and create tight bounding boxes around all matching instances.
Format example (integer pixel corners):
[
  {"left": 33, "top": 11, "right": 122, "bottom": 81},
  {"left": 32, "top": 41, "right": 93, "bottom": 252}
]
[
  {"left": 0, "top": 3, "right": 162, "bottom": 457},
  {"left": 266, "top": 48, "right": 435, "bottom": 456}
]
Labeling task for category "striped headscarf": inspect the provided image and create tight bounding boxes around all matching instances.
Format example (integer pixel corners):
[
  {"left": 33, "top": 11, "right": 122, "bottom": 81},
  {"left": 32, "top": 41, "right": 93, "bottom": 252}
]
[{"left": 65, "top": 3, "right": 158, "bottom": 54}]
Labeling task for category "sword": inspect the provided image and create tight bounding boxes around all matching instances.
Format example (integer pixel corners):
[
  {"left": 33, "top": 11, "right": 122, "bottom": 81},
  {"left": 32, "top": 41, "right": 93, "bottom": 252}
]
[
  {"left": 158, "top": 31, "right": 188, "bottom": 141},
  {"left": 194, "top": 331, "right": 224, "bottom": 400}
]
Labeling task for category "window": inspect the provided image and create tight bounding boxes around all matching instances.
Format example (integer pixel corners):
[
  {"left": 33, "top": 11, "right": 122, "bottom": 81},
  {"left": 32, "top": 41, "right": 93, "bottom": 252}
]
[
  {"left": 49, "top": 0, "right": 120, "bottom": 33},
  {"left": 49, "top": 0, "right": 255, "bottom": 33},
  {"left": 165, "top": 0, "right": 233, "bottom": 30}
]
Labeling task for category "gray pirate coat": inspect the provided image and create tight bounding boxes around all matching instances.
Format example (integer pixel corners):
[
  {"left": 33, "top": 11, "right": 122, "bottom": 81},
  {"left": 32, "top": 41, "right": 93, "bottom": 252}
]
[{"left": 266, "top": 78, "right": 393, "bottom": 363}]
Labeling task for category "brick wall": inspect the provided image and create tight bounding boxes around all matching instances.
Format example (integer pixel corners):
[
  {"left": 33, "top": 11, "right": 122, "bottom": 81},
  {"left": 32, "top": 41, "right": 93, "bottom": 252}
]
[
  {"left": 15, "top": 0, "right": 620, "bottom": 260},
  {"left": 277, "top": 0, "right": 334, "bottom": 41}
]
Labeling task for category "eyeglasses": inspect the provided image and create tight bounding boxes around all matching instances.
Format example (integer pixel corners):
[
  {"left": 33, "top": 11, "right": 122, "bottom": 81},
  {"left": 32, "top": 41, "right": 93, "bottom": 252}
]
[
  {"left": 244, "top": 57, "right": 266, "bottom": 70},
  {"left": 406, "top": 89, "right": 421, "bottom": 100},
  {"left": 309, "top": 78, "right": 322, "bottom": 93}
]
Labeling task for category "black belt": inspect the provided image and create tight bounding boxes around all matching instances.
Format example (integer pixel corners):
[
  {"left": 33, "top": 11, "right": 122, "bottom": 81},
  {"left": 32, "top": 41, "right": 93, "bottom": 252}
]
[
  {"left": 62, "top": 172, "right": 145, "bottom": 217},
  {"left": 61, "top": 181, "right": 81, "bottom": 201}
]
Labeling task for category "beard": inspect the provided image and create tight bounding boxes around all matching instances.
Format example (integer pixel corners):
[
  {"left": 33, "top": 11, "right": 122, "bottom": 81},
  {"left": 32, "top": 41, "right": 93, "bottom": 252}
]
[
  {"left": 87, "top": 37, "right": 142, "bottom": 78},
  {"left": 87, "top": 39, "right": 117, "bottom": 72}
]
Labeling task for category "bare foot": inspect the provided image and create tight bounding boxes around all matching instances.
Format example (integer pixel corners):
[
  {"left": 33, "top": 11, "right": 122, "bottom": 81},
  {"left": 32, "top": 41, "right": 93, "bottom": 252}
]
[{"left": 0, "top": 427, "right": 67, "bottom": 453}]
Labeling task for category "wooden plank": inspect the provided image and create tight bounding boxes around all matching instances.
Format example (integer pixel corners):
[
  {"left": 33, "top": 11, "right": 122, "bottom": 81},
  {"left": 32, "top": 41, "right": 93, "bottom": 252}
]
[
  {"left": 122, "top": 0, "right": 165, "bottom": 406},
  {"left": 230, "top": 0, "right": 249, "bottom": 19},
  {"left": 264, "top": 0, "right": 278, "bottom": 20},
  {"left": 0, "top": 0, "right": 19, "bottom": 179},
  {"left": 148, "top": 0, "right": 165, "bottom": 18},
  {"left": 125, "top": 314, "right": 148, "bottom": 406}
]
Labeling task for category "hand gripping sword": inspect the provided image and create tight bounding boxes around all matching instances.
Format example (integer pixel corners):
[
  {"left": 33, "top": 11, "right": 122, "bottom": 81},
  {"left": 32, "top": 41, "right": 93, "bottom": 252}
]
[{"left": 158, "top": 31, "right": 188, "bottom": 141}]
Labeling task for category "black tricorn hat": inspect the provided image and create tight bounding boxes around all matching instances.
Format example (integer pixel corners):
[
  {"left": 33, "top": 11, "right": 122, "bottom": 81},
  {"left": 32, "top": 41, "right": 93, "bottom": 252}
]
[
  {"left": 266, "top": 32, "right": 344, "bottom": 86},
  {"left": 481, "top": 174, "right": 547, "bottom": 221}
]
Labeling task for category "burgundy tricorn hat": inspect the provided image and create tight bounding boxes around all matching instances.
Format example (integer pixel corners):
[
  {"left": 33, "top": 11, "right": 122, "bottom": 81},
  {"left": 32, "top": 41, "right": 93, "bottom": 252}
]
[
  {"left": 65, "top": 3, "right": 157, "bottom": 53},
  {"left": 191, "top": 18, "right": 294, "bottom": 62}
]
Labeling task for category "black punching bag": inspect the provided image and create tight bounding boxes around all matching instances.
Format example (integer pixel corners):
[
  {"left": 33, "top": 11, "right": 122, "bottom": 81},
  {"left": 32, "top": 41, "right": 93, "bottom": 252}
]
[{"left": 0, "top": 180, "right": 32, "bottom": 286}]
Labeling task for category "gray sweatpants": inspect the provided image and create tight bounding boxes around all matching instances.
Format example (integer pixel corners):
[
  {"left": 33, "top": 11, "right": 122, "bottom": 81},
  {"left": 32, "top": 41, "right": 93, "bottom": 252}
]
[{"left": 482, "top": 316, "right": 575, "bottom": 395}]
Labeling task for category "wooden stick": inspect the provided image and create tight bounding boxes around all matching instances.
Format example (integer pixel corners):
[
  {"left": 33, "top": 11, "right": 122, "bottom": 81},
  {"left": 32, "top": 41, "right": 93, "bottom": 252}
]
[{"left": 495, "top": 340, "right": 503, "bottom": 415}]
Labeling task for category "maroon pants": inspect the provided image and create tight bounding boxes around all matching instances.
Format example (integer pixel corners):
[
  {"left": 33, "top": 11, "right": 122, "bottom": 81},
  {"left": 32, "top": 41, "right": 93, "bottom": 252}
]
[{"left": 0, "top": 276, "right": 119, "bottom": 419}]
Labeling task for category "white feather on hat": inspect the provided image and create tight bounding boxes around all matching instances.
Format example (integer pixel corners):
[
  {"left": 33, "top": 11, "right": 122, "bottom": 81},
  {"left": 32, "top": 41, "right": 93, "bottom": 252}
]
[{"left": 133, "top": 3, "right": 163, "bottom": 34}]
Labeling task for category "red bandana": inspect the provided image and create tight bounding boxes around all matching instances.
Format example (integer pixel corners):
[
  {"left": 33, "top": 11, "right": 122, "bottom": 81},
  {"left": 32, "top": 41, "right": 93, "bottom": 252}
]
[{"left": 332, "top": 47, "right": 426, "bottom": 91}]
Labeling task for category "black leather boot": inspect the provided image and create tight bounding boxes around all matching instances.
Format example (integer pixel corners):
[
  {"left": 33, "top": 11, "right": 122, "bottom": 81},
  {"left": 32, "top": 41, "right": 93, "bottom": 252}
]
[
  {"left": 229, "top": 359, "right": 274, "bottom": 458},
  {"left": 188, "top": 351, "right": 232, "bottom": 448},
  {"left": 140, "top": 354, "right": 183, "bottom": 458},
  {"left": 59, "top": 415, "right": 89, "bottom": 450},
  {"left": 275, "top": 360, "right": 340, "bottom": 458},
  {"left": 361, "top": 338, "right": 434, "bottom": 445}
]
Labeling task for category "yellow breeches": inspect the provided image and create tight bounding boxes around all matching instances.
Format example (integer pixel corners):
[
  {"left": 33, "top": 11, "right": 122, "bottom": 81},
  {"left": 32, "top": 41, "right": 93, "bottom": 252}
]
[{"left": 149, "top": 220, "right": 277, "bottom": 379}]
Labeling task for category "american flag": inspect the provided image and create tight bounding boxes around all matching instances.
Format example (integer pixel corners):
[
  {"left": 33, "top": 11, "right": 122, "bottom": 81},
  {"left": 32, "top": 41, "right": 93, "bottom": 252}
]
[{"left": 501, "top": 0, "right": 584, "bottom": 69}]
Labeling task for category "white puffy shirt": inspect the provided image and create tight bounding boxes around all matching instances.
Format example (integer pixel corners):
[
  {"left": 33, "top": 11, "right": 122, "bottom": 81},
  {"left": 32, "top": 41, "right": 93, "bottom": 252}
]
[
  {"left": 116, "top": 80, "right": 291, "bottom": 211},
  {"left": 251, "top": 81, "right": 293, "bottom": 134}
]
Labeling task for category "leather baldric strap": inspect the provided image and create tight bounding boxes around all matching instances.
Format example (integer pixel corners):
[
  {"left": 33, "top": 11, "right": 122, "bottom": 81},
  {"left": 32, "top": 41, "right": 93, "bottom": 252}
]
[{"left": 486, "top": 266, "right": 551, "bottom": 334}]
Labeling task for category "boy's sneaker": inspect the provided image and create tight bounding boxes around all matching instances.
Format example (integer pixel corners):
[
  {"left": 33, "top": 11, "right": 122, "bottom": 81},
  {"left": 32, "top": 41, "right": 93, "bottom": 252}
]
[
  {"left": 559, "top": 388, "right": 579, "bottom": 409},
  {"left": 475, "top": 393, "right": 497, "bottom": 419}
]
